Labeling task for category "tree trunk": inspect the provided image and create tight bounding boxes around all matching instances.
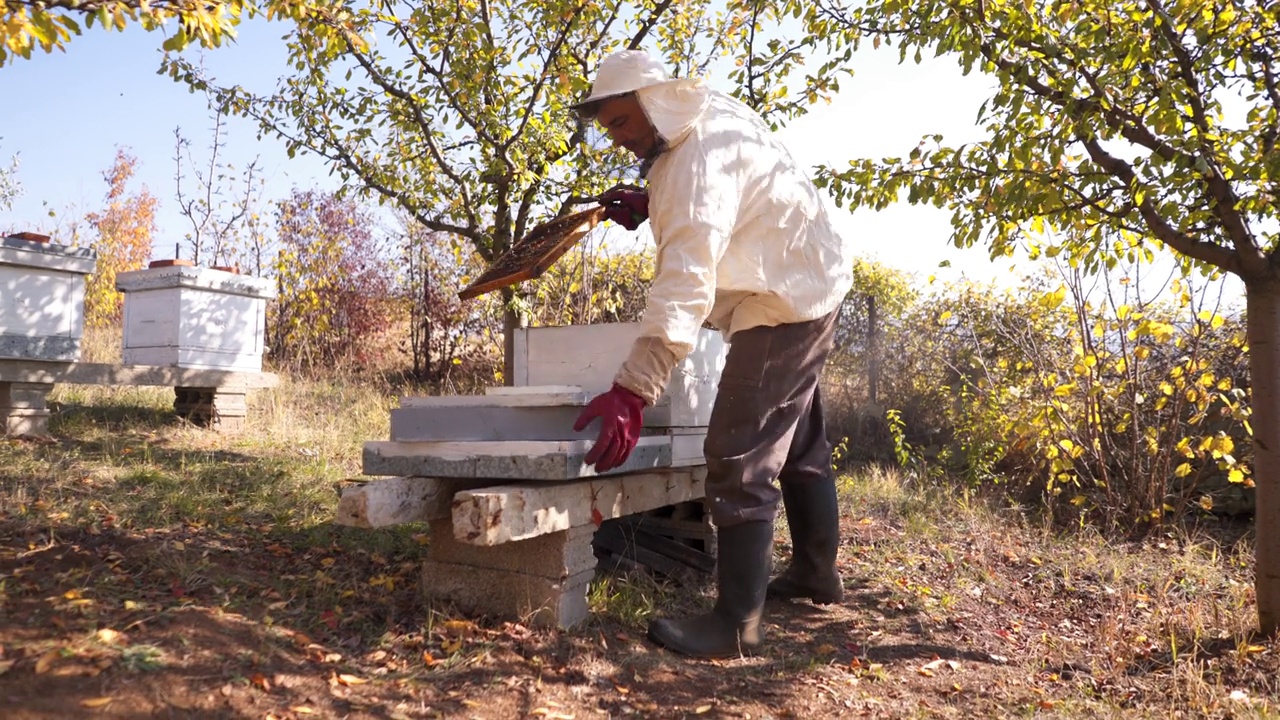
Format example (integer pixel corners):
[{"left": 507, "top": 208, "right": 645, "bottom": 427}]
[
  {"left": 501, "top": 286, "right": 524, "bottom": 387},
  {"left": 1246, "top": 279, "right": 1280, "bottom": 635},
  {"left": 867, "top": 294, "right": 880, "bottom": 406}
]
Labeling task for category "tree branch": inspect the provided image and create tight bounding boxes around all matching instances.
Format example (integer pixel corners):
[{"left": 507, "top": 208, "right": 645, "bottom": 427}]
[
  {"left": 341, "top": 31, "right": 478, "bottom": 232},
  {"left": 628, "top": 0, "right": 674, "bottom": 49},
  {"left": 1079, "top": 134, "right": 1243, "bottom": 274},
  {"left": 391, "top": 19, "right": 500, "bottom": 150},
  {"left": 505, "top": 4, "right": 584, "bottom": 153},
  {"left": 1146, "top": 0, "right": 1257, "bottom": 255}
]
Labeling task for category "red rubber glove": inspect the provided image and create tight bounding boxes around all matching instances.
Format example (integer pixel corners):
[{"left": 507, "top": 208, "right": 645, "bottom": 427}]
[
  {"left": 574, "top": 383, "right": 647, "bottom": 472},
  {"left": 599, "top": 187, "right": 649, "bottom": 231}
]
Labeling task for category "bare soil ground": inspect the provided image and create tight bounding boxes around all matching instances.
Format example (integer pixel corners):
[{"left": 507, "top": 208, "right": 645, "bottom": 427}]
[{"left": 1, "top": 389, "right": 1278, "bottom": 719}]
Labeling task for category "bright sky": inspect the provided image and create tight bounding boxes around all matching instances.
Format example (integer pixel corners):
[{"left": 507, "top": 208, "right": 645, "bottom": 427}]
[{"left": 0, "top": 14, "right": 1246, "bottom": 305}]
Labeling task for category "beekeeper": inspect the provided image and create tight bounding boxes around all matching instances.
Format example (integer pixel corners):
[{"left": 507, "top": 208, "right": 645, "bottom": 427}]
[{"left": 569, "top": 49, "right": 857, "bottom": 659}]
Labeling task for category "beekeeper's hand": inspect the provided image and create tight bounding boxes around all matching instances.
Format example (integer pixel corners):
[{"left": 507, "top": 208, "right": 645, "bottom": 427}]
[
  {"left": 599, "top": 186, "right": 649, "bottom": 231},
  {"left": 574, "top": 383, "right": 647, "bottom": 472}
]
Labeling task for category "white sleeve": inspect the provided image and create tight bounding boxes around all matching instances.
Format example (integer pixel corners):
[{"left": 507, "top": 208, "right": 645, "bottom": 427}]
[{"left": 614, "top": 140, "right": 741, "bottom": 403}]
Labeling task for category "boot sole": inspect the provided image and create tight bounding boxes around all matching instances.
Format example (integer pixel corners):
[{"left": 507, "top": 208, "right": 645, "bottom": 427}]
[
  {"left": 766, "top": 591, "right": 843, "bottom": 605},
  {"left": 766, "top": 579, "right": 843, "bottom": 605},
  {"left": 646, "top": 626, "right": 762, "bottom": 659}
]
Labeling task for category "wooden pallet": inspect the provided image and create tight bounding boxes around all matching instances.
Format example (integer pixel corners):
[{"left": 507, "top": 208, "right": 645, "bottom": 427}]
[{"left": 593, "top": 500, "right": 716, "bottom": 578}]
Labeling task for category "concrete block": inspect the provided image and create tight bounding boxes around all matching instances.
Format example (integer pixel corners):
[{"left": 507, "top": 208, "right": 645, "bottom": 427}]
[
  {"left": 426, "top": 520, "right": 597, "bottom": 578},
  {"left": 421, "top": 560, "right": 595, "bottom": 629},
  {"left": 335, "top": 477, "right": 497, "bottom": 528},
  {"left": 174, "top": 386, "right": 248, "bottom": 431},
  {"left": 452, "top": 468, "right": 707, "bottom": 546},
  {"left": 3, "top": 408, "right": 50, "bottom": 436},
  {"left": 0, "top": 382, "right": 51, "bottom": 410}
]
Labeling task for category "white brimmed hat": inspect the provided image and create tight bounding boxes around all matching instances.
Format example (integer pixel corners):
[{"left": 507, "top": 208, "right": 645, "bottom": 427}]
[{"left": 571, "top": 49, "right": 694, "bottom": 114}]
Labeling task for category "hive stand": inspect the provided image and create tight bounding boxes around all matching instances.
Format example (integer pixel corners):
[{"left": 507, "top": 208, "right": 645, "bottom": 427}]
[
  {"left": 338, "top": 468, "right": 708, "bottom": 628},
  {"left": 0, "top": 360, "right": 278, "bottom": 435},
  {"left": 337, "top": 322, "right": 729, "bottom": 628}
]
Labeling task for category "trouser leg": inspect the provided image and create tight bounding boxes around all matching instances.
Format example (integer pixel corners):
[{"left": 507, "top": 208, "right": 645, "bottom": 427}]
[
  {"left": 645, "top": 312, "right": 840, "bottom": 659},
  {"left": 769, "top": 385, "right": 845, "bottom": 603},
  {"left": 701, "top": 311, "right": 840, "bottom": 528}
]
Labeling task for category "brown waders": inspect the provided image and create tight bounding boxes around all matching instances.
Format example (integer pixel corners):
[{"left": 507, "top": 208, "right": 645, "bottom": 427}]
[{"left": 647, "top": 310, "right": 844, "bottom": 659}]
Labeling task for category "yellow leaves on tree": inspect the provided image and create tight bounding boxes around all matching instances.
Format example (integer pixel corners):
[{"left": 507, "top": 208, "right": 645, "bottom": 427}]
[{"left": 85, "top": 148, "right": 156, "bottom": 330}]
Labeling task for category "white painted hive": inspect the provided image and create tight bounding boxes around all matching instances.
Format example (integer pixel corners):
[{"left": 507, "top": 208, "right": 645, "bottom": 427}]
[
  {"left": 0, "top": 235, "right": 98, "bottom": 361},
  {"left": 511, "top": 323, "right": 727, "bottom": 428},
  {"left": 116, "top": 265, "right": 276, "bottom": 371}
]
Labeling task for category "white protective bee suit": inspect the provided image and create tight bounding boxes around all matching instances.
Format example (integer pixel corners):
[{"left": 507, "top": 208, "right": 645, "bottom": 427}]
[
  {"left": 608, "top": 64, "right": 856, "bottom": 404},
  {"left": 577, "top": 49, "right": 856, "bottom": 659}
]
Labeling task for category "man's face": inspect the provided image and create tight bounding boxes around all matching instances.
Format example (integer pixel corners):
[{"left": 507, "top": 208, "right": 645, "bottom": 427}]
[{"left": 595, "top": 94, "right": 660, "bottom": 161}]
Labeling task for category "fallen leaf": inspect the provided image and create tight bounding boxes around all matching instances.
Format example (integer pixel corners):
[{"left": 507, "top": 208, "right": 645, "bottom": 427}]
[
  {"left": 96, "top": 628, "right": 122, "bottom": 645},
  {"left": 35, "top": 649, "right": 61, "bottom": 674},
  {"left": 815, "top": 644, "right": 837, "bottom": 656},
  {"left": 693, "top": 704, "right": 713, "bottom": 714},
  {"left": 441, "top": 619, "right": 474, "bottom": 637},
  {"left": 52, "top": 662, "right": 101, "bottom": 677},
  {"left": 921, "top": 658, "right": 947, "bottom": 671},
  {"left": 80, "top": 697, "right": 113, "bottom": 709},
  {"left": 0, "top": 660, "right": 13, "bottom": 676},
  {"left": 290, "top": 707, "right": 316, "bottom": 715},
  {"left": 336, "top": 673, "right": 368, "bottom": 685},
  {"left": 250, "top": 673, "right": 271, "bottom": 691}
]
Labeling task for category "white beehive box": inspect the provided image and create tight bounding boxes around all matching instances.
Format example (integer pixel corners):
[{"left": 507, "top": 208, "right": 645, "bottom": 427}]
[
  {"left": 116, "top": 264, "right": 276, "bottom": 371},
  {"left": 511, "top": 323, "right": 727, "bottom": 428},
  {"left": 0, "top": 234, "right": 97, "bottom": 361}
]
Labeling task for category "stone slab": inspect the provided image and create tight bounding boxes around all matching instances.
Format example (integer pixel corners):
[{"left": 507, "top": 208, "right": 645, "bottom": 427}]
[
  {"left": 0, "top": 359, "right": 278, "bottom": 388},
  {"left": 400, "top": 388, "right": 593, "bottom": 408},
  {"left": 427, "top": 520, "right": 597, "bottom": 578},
  {"left": 421, "top": 560, "right": 595, "bottom": 629},
  {"left": 452, "top": 467, "right": 707, "bottom": 546},
  {"left": 361, "top": 437, "right": 672, "bottom": 480},
  {"left": 484, "top": 385, "right": 583, "bottom": 396},
  {"left": 335, "top": 477, "right": 498, "bottom": 528},
  {"left": 389, "top": 405, "right": 597, "bottom": 442}
]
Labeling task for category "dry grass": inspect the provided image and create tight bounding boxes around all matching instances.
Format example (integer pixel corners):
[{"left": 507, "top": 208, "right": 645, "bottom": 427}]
[{"left": 0, "top": 375, "right": 1276, "bottom": 718}]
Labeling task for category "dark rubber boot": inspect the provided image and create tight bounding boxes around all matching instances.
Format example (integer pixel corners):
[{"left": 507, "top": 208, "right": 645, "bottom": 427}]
[
  {"left": 766, "top": 478, "right": 844, "bottom": 604},
  {"left": 647, "top": 520, "right": 773, "bottom": 659}
]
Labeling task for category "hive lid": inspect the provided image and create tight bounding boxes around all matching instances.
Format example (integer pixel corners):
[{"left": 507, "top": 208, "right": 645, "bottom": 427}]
[{"left": 458, "top": 206, "right": 605, "bottom": 301}]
